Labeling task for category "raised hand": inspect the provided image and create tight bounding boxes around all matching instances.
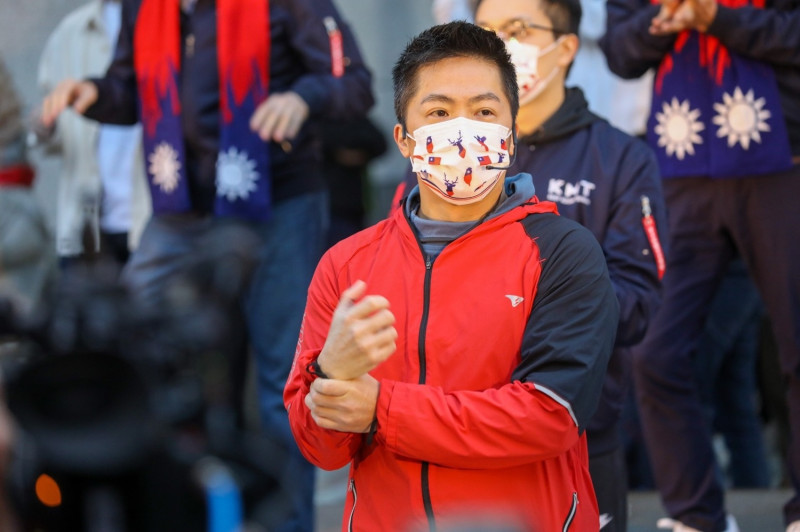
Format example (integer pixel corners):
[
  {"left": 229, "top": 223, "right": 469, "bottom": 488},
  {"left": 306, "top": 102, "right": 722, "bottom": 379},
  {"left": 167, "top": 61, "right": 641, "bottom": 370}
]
[{"left": 316, "top": 280, "right": 397, "bottom": 381}]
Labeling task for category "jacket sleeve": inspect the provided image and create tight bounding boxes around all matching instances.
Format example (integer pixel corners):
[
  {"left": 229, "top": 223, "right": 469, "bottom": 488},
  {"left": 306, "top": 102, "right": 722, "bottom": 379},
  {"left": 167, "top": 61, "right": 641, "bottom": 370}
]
[
  {"left": 601, "top": 0, "right": 800, "bottom": 77},
  {"left": 283, "top": 251, "right": 365, "bottom": 471},
  {"left": 83, "top": 0, "right": 140, "bottom": 125},
  {"left": 600, "top": 0, "right": 677, "bottom": 79},
  {"left": 281, "top": 0, "right": 374, "bottom": 119},
  {"left": 604, "top": 137, "right": 666, "bottom": 346},
  {"left": 374, "top": 217, "right": 619, "bottom": 470},
  {"left": 706, "top": 5, "right": 800, "bottom": 67}
]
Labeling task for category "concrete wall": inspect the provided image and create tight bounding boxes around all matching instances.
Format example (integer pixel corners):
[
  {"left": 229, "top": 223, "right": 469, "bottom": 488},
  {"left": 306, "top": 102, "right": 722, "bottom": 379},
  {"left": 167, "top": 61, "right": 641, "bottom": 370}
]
[{"left": 0, "top": 0, "right": 436, "bottom": 229}]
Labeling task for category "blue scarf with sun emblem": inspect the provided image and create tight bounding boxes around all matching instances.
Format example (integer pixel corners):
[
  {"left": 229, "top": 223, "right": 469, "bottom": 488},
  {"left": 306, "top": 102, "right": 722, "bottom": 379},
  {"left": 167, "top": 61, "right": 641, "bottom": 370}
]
[
  {"left": 134, "top": 0, "right": 272, "bottom": 219},
  {"left": 647, "top": 6, "right": 792, "bottom": 179}
]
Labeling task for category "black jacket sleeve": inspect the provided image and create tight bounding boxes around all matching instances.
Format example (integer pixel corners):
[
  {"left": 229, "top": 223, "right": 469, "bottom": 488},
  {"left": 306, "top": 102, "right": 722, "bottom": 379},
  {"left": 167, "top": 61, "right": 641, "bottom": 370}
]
[
  {"left": 707, "top": 4, "right": 800, "bottom": 67},
  {"left": 600, "top": 0, "right": 676, "bottom": 79},
  {"left": 83, "top": 0, "right": 140, "bottom": 125},
  {"left": 603, "top": 135, "right": 666, "bottom": 346},
  {"left": 601, "top": 0, "right": 800, "bottom": 78},
  {"left": 512, "top": 213, "right": 620, "bottom": 430},
  {"left": 280, "top": 0, "right": 374, "bottom": 119}
]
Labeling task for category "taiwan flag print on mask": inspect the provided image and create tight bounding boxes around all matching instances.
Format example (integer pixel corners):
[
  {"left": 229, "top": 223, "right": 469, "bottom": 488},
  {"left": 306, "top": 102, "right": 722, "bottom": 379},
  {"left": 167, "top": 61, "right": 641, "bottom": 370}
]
[{"left": 408, "top": 117, "right": 511, "bottom": 204}]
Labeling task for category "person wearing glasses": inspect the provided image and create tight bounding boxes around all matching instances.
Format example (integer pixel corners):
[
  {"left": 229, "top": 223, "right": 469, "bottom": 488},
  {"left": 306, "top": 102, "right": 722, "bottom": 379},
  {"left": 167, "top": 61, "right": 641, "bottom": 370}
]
[{"left": 472, "top": 1, "right": 668, "bottom": 530}]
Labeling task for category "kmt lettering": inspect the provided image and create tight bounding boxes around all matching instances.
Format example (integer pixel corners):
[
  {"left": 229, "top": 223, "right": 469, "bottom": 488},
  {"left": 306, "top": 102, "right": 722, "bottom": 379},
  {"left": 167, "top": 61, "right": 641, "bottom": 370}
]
[{"left": 547, "top": 179, "right": 596, "bottom": 205}]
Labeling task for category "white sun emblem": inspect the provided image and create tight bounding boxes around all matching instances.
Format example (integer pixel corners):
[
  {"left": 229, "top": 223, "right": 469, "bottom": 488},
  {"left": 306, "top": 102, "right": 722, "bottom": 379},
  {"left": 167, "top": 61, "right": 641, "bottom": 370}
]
[
  {"left": 216, "top": 147, "right": 260, "bottom": 201},
  {"left": 654, "top": 97, "right": 705, "bottom": 160},
  {"left": 712, "top": 87, "right": 771, "bottom": 150},
  {"left": 148, "top": 142, "right": 182, "bottom": 193}
]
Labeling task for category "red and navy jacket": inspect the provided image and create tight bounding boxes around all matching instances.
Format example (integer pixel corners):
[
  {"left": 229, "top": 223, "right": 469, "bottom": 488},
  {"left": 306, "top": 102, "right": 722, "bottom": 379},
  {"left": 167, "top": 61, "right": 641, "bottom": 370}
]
[
  {"left": 395, "top": 90, "right": 667, "bottom": 455},
  {"left": 285, "top": 174, "right": 619, "bottom": 531}
]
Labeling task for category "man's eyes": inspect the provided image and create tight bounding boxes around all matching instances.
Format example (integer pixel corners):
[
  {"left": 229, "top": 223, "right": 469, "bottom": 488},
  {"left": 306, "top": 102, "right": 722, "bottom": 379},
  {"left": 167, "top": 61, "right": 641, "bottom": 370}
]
[{"left": 423, "top": 108, "right": 497, "bottom": 118}]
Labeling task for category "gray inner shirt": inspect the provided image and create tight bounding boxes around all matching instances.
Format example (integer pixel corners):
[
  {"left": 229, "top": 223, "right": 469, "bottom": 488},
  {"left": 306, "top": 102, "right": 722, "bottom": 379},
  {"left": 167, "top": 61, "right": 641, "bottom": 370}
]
[{"left": 405, "top": 173, "right": 537, "bottom": 259}]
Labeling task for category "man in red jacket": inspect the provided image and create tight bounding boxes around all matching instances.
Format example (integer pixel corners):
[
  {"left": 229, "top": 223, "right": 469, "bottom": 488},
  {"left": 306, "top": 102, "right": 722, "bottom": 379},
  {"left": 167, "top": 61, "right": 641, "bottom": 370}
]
[{"left": 285, "top": 21, "right": 619, "bottom": 531}]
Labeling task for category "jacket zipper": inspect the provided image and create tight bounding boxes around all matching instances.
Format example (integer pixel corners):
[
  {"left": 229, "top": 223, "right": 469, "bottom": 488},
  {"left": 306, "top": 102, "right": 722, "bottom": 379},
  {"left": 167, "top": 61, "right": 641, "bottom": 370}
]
[
  {"left": 347, "top": 479, "right": 357, "bottom": 532},
  {"left": 403, "top": 203, "right": 439, "bottom": 531},
  {"left": 562, "top": 492, "right": 578, "bottom": 531},
  {"left": 420, "top": 255, "right": 436, "bottom": 530}
]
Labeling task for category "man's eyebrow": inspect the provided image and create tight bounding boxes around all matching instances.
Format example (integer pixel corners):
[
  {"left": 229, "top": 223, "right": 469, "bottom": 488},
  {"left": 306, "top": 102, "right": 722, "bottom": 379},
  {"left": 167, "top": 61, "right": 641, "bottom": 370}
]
[
  {"left": 419, "top": 92, "right": 502, "bottom": 105},
  {"left": 420, "top": 94, "right": 454, "bottom": 105},
  {"left": 469, "top": 92, "right": 502, "bottom": 104}
]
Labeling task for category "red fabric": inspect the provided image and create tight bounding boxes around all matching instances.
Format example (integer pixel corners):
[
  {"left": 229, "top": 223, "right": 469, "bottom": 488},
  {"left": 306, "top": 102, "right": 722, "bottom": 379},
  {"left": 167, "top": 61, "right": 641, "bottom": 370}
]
[
  {"left": 0, "top": 165, "right": 34, "bottom": 188},
  {"left": 134, "top": 0, "right": 270, "bottom": 128},
  {"left": 643, "top": 215, "right": 666, "bottom": 280},
  {"left": 133, "top": 0, "right": 181, "bottom": 137},
  {"left": 387, "top": 181, "right": 406, "bottom": 216},
  {"left": 285, "top": 201, "right": 599, "bottom": 531},
  {"left": 217, "top": 0, "right": 269, "bottom": 124}
]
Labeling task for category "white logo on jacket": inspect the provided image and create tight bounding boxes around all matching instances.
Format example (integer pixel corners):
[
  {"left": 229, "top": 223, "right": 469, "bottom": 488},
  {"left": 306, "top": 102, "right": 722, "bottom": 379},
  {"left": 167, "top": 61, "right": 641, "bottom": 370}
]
[
  {"left": 505, "top": 295, "right": 524, "bottom": 307},
  {"left": 546, "top": 178, "right": 596, "bottom": 206}
]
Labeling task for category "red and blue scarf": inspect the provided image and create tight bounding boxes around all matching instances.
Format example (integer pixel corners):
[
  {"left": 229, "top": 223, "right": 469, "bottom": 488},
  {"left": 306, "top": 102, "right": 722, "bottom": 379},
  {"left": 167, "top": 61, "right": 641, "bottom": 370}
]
[
  {"left": 134, "top": 0, "right": 272, "bottom": 219},
  {"left": 647, "top": 0, "right": 792, "bottom": 179}
]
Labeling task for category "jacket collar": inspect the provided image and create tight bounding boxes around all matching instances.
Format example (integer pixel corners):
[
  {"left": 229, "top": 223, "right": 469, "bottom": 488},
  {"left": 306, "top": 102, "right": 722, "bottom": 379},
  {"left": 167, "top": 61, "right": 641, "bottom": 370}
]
[{"left": 519, "top": 87, "right": 601, "bottom": 146}]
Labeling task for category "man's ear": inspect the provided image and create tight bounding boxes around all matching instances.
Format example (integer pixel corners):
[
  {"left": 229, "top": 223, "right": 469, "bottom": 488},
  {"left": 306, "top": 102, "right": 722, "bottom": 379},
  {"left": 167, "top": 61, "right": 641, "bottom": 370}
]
[
  {"left": 394, "top": 123, "right": 412, "bottom": 158},
  {"left": 557, "top": 33, "right": 580, "bottom": 70}
]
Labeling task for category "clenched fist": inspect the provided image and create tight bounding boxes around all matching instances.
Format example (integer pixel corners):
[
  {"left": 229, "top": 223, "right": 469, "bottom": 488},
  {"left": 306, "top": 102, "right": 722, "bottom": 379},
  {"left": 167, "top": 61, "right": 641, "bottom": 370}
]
[{"left": 317, "top": 280, "right": 397, "bottom": 381}]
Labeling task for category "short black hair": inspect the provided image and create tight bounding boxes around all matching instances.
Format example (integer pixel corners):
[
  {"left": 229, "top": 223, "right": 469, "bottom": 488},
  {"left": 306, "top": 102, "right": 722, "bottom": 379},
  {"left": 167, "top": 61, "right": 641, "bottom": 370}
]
[
  {"left": 392, "top": 21, "right": 519, "bottom": 130},
  {"left": 475, "top": 0, "right": 582, "bottom": 36}
]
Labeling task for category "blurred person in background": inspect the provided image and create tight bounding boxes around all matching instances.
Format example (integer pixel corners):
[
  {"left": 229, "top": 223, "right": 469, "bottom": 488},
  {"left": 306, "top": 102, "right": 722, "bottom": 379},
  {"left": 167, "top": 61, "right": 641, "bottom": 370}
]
[
  {"left": 475, "top": 0, "right": 667, "bottom": 529},
  {"left": 602, "top": 0, "right": 800, "bottom": 530},
  {"left": 35, "top": 0, "right": 151, "bottom": 273},
  {"left": 38, "top": 1, "right": 374, "bottom": 530}
]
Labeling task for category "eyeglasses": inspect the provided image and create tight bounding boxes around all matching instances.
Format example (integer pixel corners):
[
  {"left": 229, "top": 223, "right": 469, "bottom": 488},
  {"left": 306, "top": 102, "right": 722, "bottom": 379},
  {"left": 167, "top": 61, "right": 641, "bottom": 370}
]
[{"left": 481, "top": 18, "right": 568, "bottom": 41}]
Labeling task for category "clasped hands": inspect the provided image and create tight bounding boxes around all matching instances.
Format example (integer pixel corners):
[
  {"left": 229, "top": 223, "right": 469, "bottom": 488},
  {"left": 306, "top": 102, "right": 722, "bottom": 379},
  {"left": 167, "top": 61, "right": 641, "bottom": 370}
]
[
  {"left": 304, "top": 280, "right": 398, "bottom": 434},
  {"left": 650, "top": 0, "right": 718, "bottom": 35}
]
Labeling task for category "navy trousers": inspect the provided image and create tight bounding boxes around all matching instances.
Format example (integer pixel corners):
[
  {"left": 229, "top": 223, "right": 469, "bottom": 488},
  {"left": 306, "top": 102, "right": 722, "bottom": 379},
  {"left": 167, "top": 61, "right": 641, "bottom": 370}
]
[{"left": 632, "top": 165, "right": 800, "bottom": 531}]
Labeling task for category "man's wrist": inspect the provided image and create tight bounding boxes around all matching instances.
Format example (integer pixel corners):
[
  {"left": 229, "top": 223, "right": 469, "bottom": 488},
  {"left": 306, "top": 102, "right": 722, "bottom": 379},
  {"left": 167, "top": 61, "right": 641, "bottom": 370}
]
[{"left": 306, "top": 358, "right": 330, "bottom": 379}]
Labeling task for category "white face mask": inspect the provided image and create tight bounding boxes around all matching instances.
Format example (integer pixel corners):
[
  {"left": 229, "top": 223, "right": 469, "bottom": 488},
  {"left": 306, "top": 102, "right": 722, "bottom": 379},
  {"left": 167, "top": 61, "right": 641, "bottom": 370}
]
[
  {"left": 505, "top": 38, "right": 562, "bottom": 105},
  {"left": 407, "top": 117, "right": 512, "bottom": 205}
]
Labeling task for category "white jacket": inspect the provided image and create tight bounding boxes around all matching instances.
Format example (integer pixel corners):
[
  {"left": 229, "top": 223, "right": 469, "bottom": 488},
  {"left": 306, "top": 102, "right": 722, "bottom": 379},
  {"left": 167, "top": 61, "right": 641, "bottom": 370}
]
[{"left": 37, "top": 0, "right": 150, "bottom": 257}]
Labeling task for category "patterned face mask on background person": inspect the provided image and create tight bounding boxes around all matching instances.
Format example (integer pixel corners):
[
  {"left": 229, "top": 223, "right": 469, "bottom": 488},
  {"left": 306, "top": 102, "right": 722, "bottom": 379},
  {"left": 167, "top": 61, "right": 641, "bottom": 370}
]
[
  {"left": 505, "top": 37, "right": 562, "bottom": 105},
  {"left": 407, "top": 117, "right": 512, "bottom": 204}
]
